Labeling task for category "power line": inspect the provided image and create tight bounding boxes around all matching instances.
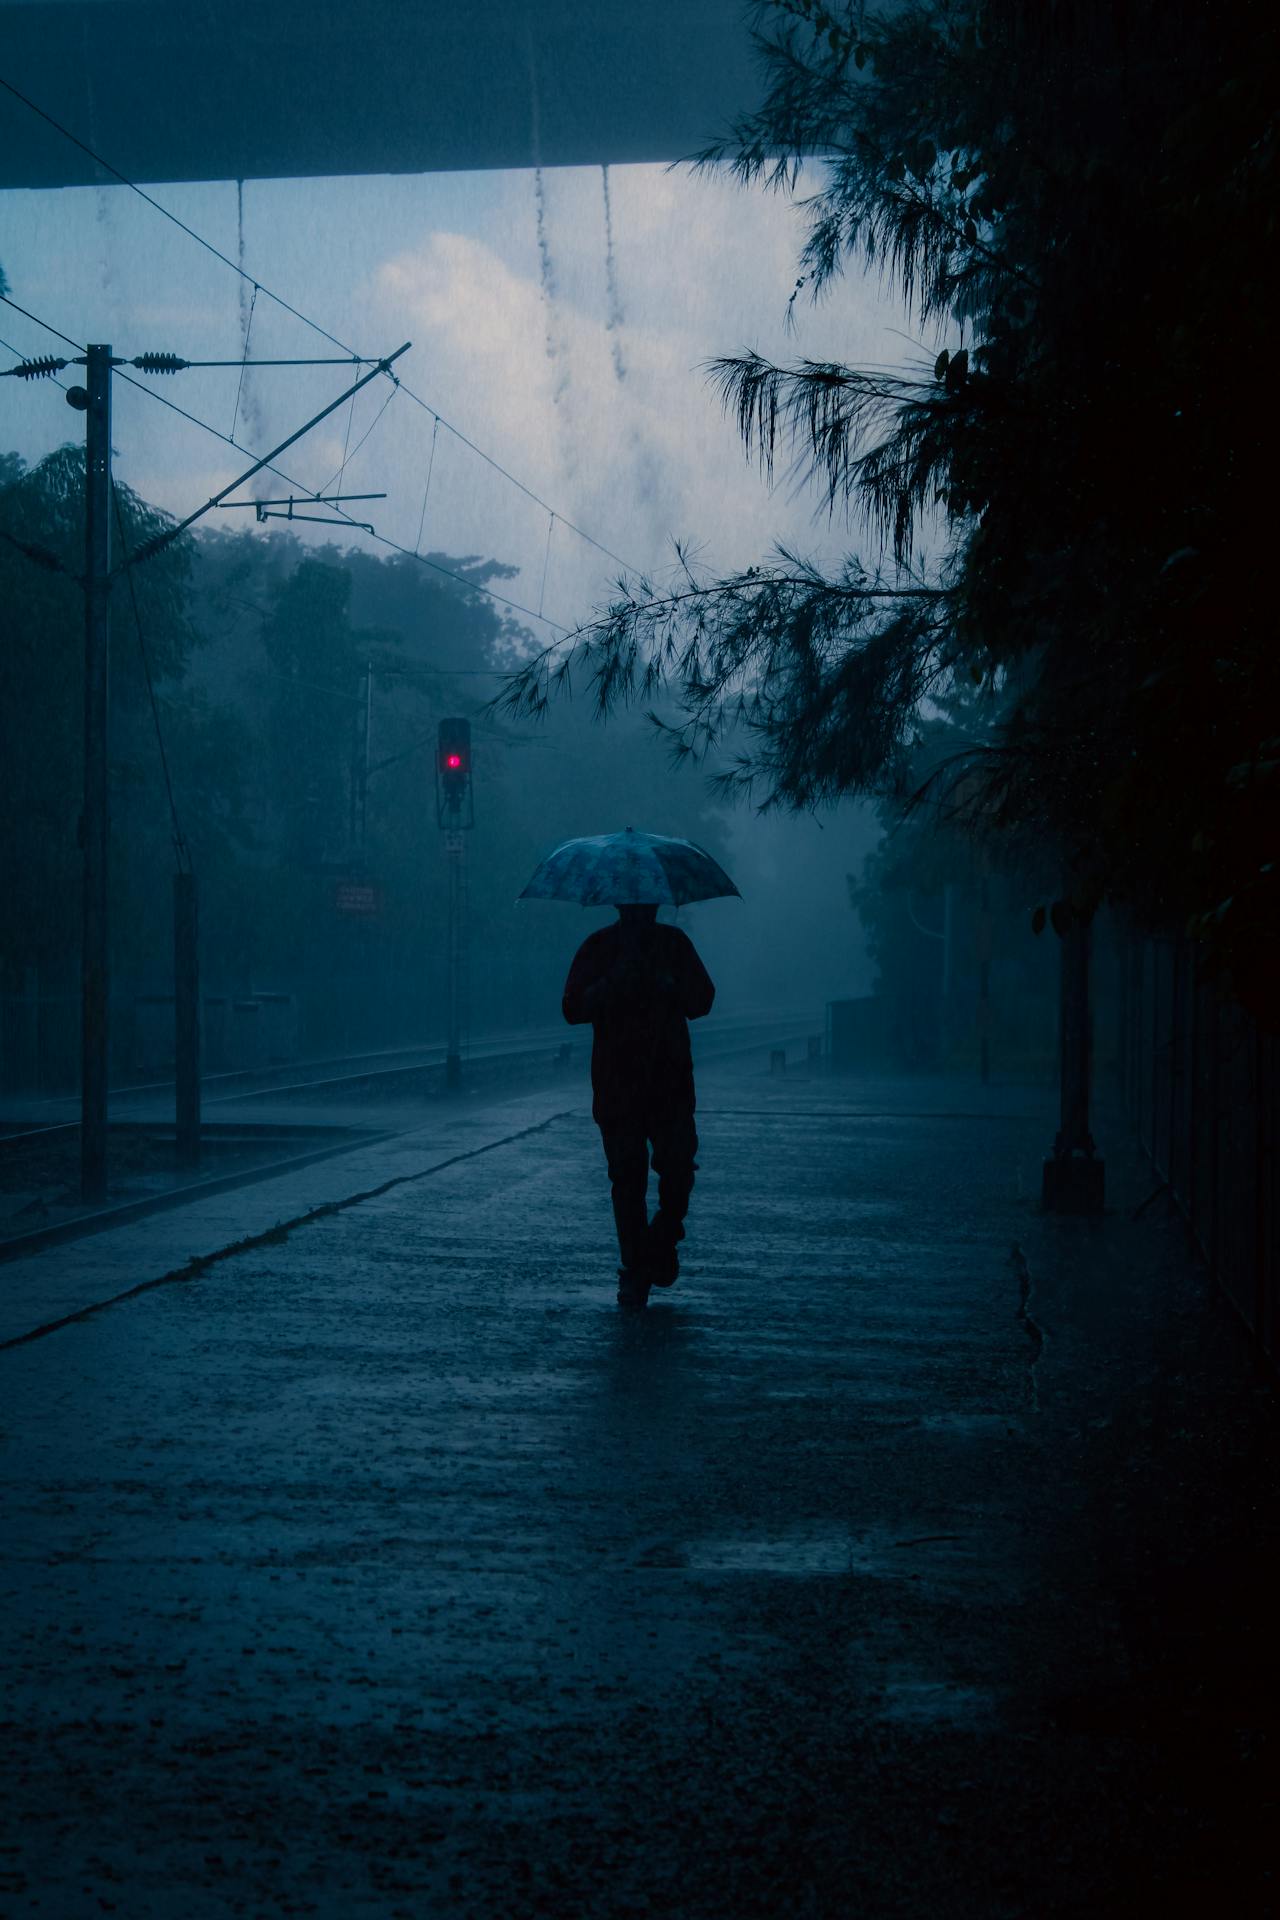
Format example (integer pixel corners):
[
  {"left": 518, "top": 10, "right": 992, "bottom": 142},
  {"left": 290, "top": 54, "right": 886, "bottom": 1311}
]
[
  {"left": 0, "top": 72, "right": 646, "bottom": 578},
  {"left": 119, "top": 369, "right": 569, "bottom": 630},
  {"left": 120, "top": 343, "right": 411, "bottom": 566},
  {"left": 415, "top": 413, "right": 440, "bottom": 555},
  {"left": 4, "top": 288, "right": 571, "bottom": 629},
  {"left": 0, "top": 75, "right": 352, "bottom": 355},
  {"left": 321, "top": 381, "right": 398, "bottom": 497},
  {"left": 1, "top": 327, "right": 69, "bottom": 578},
  {"left": 120, "top": 352, "right": 569, "bottom": 630},
  {"left": 1, "top": 327, "right": 64, "bottom": 378},
  {"left": 396, "top": 387, "right": 637, "bottom": 575},
  {"left": 1, "top": 290, "right": 83, "bottom": 352}
]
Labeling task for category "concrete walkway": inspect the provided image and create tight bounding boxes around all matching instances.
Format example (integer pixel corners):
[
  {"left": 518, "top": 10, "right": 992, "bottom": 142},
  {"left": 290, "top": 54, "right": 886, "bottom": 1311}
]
[{"left": 0, "top": 1063, "right": 1272, "bottom": 1917}]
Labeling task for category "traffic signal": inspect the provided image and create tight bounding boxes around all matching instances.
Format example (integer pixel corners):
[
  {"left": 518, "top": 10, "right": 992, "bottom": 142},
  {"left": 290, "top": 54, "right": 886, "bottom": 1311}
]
[{"left": 437, "top": 717, "right": 473, "bottom": 825}]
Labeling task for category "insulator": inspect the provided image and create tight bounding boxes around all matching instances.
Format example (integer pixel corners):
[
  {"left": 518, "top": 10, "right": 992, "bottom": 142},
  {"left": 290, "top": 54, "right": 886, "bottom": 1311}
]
[
  {"left": 9, "top": 356, "right": 67, "bottom": 381},
  {"left": 131, "top": 352, "right": 189, "bottom": 374}
]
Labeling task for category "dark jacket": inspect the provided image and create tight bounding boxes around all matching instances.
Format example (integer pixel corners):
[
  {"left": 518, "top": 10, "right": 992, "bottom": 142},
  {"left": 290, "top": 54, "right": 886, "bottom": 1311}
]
[{"left": 562, "top": 921, "right": 715, "bottom": 1126}]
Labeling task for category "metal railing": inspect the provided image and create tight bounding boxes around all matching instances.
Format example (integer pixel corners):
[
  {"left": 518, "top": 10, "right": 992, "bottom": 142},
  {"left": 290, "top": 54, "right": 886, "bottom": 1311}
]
[{"left": 1115, "top": 927, "right": 1278, "bottom": 1375}]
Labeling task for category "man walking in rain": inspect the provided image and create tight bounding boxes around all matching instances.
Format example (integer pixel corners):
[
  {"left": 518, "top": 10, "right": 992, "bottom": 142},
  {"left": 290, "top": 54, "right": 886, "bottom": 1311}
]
[{"left": 563, "top": 903, "right": 715, "bottom": 1309}]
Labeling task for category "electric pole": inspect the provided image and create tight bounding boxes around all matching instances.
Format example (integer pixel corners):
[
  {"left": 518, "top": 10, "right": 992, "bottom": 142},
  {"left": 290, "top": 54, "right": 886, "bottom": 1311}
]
[
  {"left": 13, "top": 335, "right": 410, "bottom": 1197},
  {"left": 174, "top": 868, "right": 200, "bottom": 1169},
  {"left": 80, "top": 344, "right": 112, "bottom": 1204}
]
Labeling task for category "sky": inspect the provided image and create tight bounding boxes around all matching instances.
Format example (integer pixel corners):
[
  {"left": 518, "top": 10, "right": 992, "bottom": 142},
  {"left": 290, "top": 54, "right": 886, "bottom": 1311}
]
[
  {"left": 1, "top": 158, "right": 924, "bottom": 1006},
  {"left": 1, "top": 160, "right": 920, "bottom": 637}
]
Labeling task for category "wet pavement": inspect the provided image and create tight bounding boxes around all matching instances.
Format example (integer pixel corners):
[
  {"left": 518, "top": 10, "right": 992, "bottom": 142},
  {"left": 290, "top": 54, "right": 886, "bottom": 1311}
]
[{"left": 0, "top": 1062, "right": 1273, "bottom": 1916}]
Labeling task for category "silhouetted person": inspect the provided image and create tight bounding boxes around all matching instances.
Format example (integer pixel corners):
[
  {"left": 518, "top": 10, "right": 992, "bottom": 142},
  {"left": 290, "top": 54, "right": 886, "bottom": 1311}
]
[{"left": 562, "top": 904, "right": 715, "bottom": 1308}]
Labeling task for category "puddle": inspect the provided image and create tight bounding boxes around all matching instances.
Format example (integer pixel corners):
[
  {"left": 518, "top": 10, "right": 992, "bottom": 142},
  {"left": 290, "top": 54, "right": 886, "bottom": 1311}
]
[
  {"left": 918, "top": 1412, "right": 1016, "bottom": 1436},
  {"left": 876, "top": 1677, "right": 998, "bottom": 1727},
  {"left": 687, "top": 1533, "right": 860, "bottom": 1575},
  {"left": 686, "top": 1528, "right": 974, "bottom": 1578}
]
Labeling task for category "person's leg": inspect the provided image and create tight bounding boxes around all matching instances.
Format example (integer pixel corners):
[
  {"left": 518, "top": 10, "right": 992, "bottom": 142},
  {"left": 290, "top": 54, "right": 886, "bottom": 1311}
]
[
  {"left": 648, "top": 1111, "right": 698, "bottom": 1281},
  {"left": 600, "top": 1124, "right": 651, "bottom": 1279}
]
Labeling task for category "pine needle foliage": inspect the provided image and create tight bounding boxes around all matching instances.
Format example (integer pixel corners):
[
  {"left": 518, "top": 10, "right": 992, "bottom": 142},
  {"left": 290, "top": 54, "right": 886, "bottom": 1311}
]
[{"left": 497, "top": 0, "right": 1277, "bottom": 1012}]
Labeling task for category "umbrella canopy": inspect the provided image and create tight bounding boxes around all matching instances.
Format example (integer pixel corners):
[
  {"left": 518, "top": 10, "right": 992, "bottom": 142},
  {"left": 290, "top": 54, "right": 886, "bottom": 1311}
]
[{"left": 518, "top": 826, "right": 741, "bottom": 907}]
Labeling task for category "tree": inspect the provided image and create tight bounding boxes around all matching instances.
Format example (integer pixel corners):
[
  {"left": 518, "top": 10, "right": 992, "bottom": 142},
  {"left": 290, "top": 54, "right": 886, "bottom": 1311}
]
[
  {"left": 0, "top": 446, "right": 212, "bottom": 1006},
  {"left": 499, "top": 0, "right": 1276, "bottom": 1018}
]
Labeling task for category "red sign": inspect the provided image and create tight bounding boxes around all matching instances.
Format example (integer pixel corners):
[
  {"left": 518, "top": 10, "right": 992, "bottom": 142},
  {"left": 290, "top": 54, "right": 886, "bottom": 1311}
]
[{"left": 335, "top": 882, "right": 383, "bottom": 916}]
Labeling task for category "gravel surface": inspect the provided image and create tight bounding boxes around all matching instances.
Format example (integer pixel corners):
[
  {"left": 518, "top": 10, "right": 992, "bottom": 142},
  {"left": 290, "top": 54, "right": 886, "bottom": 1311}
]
[{"left": 0, "top": 1066, "right": 1273, "bottom": 1916}]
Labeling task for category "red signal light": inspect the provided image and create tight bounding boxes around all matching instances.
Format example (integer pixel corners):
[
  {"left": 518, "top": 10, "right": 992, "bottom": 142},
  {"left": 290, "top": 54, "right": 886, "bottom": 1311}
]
[{"left": 446, "top": 753, "right": 462, "bottom": 769}]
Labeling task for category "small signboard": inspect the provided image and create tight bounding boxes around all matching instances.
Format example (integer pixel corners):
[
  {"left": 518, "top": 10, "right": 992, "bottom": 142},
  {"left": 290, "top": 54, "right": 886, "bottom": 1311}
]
[{"left": 335, "top": 881, "right": 383, "bottom": 916}]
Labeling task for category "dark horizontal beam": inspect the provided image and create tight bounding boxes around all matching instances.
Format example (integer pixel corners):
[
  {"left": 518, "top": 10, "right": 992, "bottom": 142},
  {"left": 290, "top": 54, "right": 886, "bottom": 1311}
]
[{"left": 0, "top": 0, "right": 759, "bottom": 188}]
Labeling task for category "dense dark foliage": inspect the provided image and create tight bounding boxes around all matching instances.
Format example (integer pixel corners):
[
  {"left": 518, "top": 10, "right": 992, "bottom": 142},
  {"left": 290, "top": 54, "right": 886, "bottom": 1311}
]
[
  {"left": 0, "top": 449, "right": 729, "bottom": 1071},
  {"left": 500, "top": 0, "right": 1276, "bottom": 1018}
]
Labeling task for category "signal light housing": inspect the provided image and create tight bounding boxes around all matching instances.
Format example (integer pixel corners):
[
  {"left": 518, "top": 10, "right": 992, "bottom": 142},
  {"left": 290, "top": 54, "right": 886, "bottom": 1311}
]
[{"left": 436, "top": 718, "right": 473, "bottom": 827}]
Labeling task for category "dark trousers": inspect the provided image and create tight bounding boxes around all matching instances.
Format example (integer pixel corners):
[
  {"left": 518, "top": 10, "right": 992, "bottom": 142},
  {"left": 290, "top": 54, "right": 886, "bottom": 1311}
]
[{"left": 600, "top": 1111, "right": 699, "bottom": 1272}]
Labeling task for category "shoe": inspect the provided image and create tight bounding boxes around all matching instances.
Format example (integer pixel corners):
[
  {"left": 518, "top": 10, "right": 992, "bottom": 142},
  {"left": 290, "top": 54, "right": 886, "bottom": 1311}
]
[
  {"left": 647, "top": 1241, "right": 680, "bottom": 1288},
  {"left": 650, "top": 1211, "right": 686, "bottom": 1247},
  {"left": 616, "top": 1267, "right": 650, "bottom": 1310}
]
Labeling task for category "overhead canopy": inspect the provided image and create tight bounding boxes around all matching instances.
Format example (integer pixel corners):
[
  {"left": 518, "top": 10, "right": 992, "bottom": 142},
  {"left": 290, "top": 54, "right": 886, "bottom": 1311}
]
[{"left": 0, "top": 0, "right": 760, "bottom": 188}]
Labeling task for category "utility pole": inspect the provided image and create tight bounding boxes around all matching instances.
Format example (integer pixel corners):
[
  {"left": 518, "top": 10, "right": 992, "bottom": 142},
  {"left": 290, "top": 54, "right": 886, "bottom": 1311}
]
[
  {"left": 173, "top": 869, "right": 200, "bottom": 1169},
  {"left": 79, "top": 344, "right": 112, "bottom": 1204},
  {"left": 14, "top": 336, "right": 410, "bottom": 1194},
  {"left": 359, "top": 660, "right": 372, "bottom": 850},
  {"left": 347, "top": 662, "right": 374, "bottom": 854}
]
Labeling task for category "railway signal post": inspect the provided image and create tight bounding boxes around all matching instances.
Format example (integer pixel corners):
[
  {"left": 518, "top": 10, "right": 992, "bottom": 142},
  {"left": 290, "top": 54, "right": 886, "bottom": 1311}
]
[{"left": 436, "top": 719, "right": 474, "bottom": 1091}]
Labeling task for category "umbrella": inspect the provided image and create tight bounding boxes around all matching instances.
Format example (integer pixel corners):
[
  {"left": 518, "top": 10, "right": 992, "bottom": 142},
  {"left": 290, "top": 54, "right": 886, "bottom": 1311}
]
[{"left": 518, "top": 826, "right": 741, "bottom": 907}]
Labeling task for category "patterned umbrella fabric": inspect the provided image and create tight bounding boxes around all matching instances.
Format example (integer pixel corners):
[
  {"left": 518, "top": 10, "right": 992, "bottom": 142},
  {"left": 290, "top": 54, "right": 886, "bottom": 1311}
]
[{"left": 518, "top": 827, "right": 741, "bottom": 907}]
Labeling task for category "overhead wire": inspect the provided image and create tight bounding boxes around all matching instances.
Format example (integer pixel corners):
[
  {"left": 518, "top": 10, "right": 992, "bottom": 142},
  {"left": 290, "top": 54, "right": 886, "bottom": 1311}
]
[
  {"left": 0, "top": 325, "right": 72, "bottom": 572},
  {"left": 538, "top": 510, "right": 555, "bottom": 620},
  {"left": 414, "top": 413, "right": 440, "bottom": 556},
  {"left": 5, "top": 289, "right": 567, "bottom": 634},
  {"left": 116, "top": 359, "right": 570, "bottom": 630},
  {"left": 1, "top": 290, "right": 83, "bottom": 352},
  {"left": 0, "top": 328, "right": 68, "bottom": 387},
  {"left": 321, "top": 381, "right": 399, "bottom": 497},
  {"left": 0, "top": 76, "right": 352, "bottom": 354},
  {"left": 0, "top": 71, "right": 646, "bottom": 578}
]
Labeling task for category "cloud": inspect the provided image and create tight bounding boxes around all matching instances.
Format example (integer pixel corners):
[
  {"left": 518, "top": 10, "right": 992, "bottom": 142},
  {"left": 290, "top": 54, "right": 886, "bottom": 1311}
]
[
  {"left": 1, "top": 160, "right": 914, "bottom": 636},
  {"left": 360, "top": 164, "right": 894, "bottom": 628}
]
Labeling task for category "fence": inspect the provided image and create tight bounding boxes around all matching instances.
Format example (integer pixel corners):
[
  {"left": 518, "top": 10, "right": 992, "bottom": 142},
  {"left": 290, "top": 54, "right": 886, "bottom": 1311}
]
[{"left": 1116, "top": 926, "right": 1279, "bottom": 1375}]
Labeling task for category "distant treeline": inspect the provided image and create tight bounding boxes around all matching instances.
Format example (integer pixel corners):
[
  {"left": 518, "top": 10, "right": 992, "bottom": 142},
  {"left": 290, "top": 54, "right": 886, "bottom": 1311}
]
[{"left": 0, "top": 446, "right": 731, "bottom": 1062}]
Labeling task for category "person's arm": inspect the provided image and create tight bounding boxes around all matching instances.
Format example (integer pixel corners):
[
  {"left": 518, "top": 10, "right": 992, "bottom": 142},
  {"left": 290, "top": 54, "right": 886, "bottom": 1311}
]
[
  {"left": 671, "top": 931, "right": 715, "bottom": 1021},
  {"left": 562, "top": 936, "right": 611, "bottom": 1024}
]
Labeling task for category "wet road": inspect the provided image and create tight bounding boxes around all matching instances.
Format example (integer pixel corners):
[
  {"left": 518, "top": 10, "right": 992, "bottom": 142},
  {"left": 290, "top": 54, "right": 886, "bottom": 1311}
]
[{"left": 0, "top": 1067, "right": 1267, "bottom": 1915}]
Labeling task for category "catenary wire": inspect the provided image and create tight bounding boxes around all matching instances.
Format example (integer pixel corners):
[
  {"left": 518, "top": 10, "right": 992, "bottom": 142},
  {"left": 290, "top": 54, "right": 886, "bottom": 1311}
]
[
  {"left": 116, "top": 361, "right": 571, "bottom": 631},
  {"left": 415, "top": 413, "right": 440, "bottom": 555},
  {"left": 2, "top": 292, "right": 573, "bottom": 631},
  {"left": 0, "top": 328, "right": 69, "bottom": 387},
  {"left": 1, "top": 291, "right": 83, "bottom": 352},
  {"left": 321, "top": 381, "right": 398, "bottom": 497},
  {"left": 0, "top": 72, "right": 646, "bottom": 577}
]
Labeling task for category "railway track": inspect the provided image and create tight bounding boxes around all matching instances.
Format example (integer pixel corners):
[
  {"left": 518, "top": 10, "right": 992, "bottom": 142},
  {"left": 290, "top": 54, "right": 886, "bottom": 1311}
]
[
  {"left": 1, "top": 1010, "right": 821, "bottom": 1143},
  {"left": 0, "top": 1014, "right": 823, "bottom": 1260}
]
